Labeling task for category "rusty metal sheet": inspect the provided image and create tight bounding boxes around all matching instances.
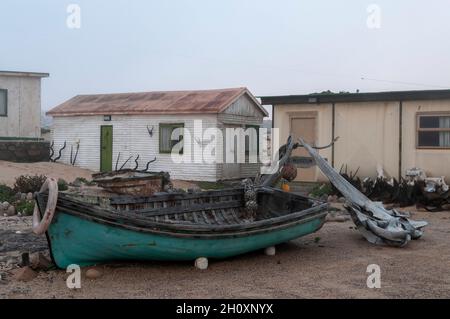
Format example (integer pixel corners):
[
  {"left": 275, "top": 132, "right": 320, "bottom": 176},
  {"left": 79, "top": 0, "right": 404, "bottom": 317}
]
[{"left": 46, "top": 88, "right": 267, "bottom": 116}]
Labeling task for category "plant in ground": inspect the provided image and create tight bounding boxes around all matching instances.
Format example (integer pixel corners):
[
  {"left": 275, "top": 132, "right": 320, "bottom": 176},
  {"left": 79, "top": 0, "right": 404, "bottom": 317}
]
[
  {"left": 15, "top": 200, "right": 34, "bottom": 216},
  {"left": 13, "top": 175, "right": 47, "bottom": 194},
  {"left": 58, "top": 178, "right": 69, "bottom": 191},
  {"left": 309, "top": 183, "right": 333, "bottom": 198},
  {"left": 0, "top": 184, "right": 14, "bottom": 203}
]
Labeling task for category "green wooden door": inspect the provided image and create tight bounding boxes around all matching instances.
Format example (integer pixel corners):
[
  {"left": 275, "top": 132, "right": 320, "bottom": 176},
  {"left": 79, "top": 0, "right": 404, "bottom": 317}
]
[{"left": 100, "top": 126, "right": 113, "bottom": 172}]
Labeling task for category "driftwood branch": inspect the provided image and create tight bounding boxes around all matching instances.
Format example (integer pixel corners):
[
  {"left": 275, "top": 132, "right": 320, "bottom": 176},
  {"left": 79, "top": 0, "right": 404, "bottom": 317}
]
[
  {"left": 71, "top": 143, "right": 80, "bottom": 166},
  {"left": 115, "top": 153, "right": 121, "bottom": 171},
  {"left": 49, "top": 141, "right": 54, "bottom": 160},
  {"left": 134, "top": 155, "right": 140, "bottom": 170},
  {"left": 113, "top": 153, "right": 156, "bottom": 172},
  {"left": 51, "top": 141, "right": 66, "bottom": 162},
  {"left": 119, "top": 156, "right": 133, "bottom": 171},
  {"left": 140, "top": 157, "right": 157, "bottom": 172}
]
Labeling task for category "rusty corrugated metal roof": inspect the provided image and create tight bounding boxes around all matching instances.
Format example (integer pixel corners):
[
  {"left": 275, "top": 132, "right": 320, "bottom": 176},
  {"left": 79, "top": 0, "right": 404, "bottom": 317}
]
[{"left": 47, "top": 87, "right": 267, "bottom": 117}]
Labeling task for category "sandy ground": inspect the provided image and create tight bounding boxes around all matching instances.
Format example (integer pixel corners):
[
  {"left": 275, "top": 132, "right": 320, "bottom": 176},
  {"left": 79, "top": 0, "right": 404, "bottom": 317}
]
[
  {"left": 0, "top": 161, "right": 93, "bottom": 187},
  {"left": 1, "top": 208, "right": 449, "bottom": 299},
  {"left": 0, "top": 160, "right": 197, "bottom": 190}
]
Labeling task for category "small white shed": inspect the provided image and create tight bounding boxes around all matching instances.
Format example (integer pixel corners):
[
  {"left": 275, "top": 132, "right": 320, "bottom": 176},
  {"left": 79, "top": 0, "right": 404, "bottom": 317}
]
[
  {"left": 47, "top": 88, "right": 268, "bottom": 181},
  {"left": 0, "top": 70, "right": 49, "bottom": 139}
]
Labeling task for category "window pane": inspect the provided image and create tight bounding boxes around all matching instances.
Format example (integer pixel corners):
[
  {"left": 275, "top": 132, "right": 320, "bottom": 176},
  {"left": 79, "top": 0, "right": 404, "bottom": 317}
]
[
  {"left": 160, "top": 126, "right": 172, "bottom": 152},
  {"left": 418, "top": 131, "right": 440, "bottom": 147},
  {"left": 0, "top": 90, "right": 6, "bottom": 115},
  {"left": 440, "top": 132, "right": 450, "bottom": 147},
  {"left": 439, "top": 116, "right": 450, "bottom": 129},
  {"left": 419, "top": 116, "right": 439, "bottom": 128},
  {"left": 419, "top": 115, "right": 450, "bottom": 129}
]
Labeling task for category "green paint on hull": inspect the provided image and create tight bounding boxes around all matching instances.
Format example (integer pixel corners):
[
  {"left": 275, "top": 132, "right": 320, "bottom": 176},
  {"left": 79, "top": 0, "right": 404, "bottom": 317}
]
[{"left": 48, "top": 210, "right": 326, "bottom": 268}]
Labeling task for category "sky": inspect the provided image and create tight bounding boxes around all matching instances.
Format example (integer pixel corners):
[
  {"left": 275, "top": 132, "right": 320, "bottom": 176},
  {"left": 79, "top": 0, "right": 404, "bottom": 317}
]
[{"left": 1, "top": 0, "right": 450, "bottom": 118}]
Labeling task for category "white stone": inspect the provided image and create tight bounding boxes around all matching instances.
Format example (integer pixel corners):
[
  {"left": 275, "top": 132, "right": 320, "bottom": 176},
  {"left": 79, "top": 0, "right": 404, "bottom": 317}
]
[
  {"left": 264, "top": 246, "right": 276, "bottom": 256},
  {"left": 6, "top": 205, "right": 16, "bottom": 216},
  {"left": 195, "top": 257, "right": 208, "bottom": 270}
]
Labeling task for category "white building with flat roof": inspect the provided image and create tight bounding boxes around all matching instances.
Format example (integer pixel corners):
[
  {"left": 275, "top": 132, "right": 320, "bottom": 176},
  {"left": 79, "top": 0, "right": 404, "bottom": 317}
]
[{"left": 0, "top": 70, "right": 49, "bottom": 139}]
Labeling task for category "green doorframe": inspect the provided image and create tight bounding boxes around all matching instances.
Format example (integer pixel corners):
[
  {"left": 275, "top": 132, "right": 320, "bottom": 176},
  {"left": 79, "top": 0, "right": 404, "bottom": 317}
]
[{"left": 100, "top": 126, "right": 113, "bottom": 172}]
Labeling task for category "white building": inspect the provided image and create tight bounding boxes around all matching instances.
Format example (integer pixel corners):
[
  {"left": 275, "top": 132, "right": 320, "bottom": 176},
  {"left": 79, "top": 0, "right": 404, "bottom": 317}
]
[
  {"left": 47, "top": 88, "right": 268, "bottom": 181},
  {"left": 0, "top": 70, "right": 49, "bottom": 139}
]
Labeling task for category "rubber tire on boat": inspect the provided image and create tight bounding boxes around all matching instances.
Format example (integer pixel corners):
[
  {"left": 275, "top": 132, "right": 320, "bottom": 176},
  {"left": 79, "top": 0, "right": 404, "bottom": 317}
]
[{"left": 32, "top": 177, "right": 59, "bottom": 235}]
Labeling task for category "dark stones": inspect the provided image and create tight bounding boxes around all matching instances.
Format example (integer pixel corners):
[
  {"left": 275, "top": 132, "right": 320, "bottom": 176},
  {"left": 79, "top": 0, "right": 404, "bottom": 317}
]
[{"left": 0, "top": 140, "right": 50, "bottom": 163}]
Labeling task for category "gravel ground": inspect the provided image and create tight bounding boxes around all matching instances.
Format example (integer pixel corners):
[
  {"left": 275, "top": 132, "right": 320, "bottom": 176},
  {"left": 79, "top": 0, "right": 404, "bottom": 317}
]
[{"left": 1, "top": 208, "right": 449, "bottom": 299}]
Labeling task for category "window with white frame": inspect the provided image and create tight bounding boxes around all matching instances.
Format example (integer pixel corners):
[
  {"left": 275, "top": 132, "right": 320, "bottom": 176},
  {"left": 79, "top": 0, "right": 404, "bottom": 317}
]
[{"left": 417, "top": 113, "right": 450, "bottom": 149}]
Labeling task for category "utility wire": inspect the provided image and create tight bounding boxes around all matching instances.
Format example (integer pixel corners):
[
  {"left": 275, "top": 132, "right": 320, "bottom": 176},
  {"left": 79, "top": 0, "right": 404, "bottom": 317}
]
[{"left": 165, "top": 52, "right": 450, "bottom": 90}]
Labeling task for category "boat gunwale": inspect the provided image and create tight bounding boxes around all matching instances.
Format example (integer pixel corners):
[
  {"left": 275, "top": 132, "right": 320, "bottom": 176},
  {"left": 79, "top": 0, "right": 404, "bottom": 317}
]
[
  {"left": 50, "top": 204, "right": 328, "bottom": 239},
  {"left": 50, "top": 196, "right": 328, "bottom": 233}
]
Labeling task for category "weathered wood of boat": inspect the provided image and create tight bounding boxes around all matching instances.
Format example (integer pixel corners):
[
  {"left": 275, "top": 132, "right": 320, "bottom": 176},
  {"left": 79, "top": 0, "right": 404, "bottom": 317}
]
[
  {"left": 92, "top": 170, "right": 171, "bottom": 196},
  {"left": 34, "top": 179, "right": 328, "bottom": 268}
]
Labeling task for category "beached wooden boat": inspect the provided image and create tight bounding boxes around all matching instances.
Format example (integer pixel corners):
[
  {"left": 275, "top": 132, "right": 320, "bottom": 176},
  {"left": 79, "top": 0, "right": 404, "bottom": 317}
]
[{"left": 33, "top": 179, "right": 328, "bottom": 269}]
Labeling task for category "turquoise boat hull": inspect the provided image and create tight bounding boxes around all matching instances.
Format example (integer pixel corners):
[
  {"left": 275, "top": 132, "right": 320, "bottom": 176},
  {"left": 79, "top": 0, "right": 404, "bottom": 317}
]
[
  {"left": 38, "top": 188, "right": 328, "bottom": 268},
  {"left": 46, "top": 209, "right": 325, "bottom": 268}
]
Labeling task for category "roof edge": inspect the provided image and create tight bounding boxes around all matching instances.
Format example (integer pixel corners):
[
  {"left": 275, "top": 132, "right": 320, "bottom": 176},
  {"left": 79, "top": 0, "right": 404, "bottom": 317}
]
[
  {"left": 260, "top": 89, "right": 450, "bottom": 105},
  {"left": 0, "top": 71, "right": 50, "bottom": 78},
  {"left": 70, "top": 87, "right": 248, "bottom": 98},
  {"left": 46, "top": 110, "right": 223, "bottom": 117}
]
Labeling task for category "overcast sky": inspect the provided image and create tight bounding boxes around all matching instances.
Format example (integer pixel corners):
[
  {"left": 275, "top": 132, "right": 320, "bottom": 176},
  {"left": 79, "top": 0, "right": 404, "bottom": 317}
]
[{"left": 1, "top": 0, "right": 450, "bottom": 117}]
